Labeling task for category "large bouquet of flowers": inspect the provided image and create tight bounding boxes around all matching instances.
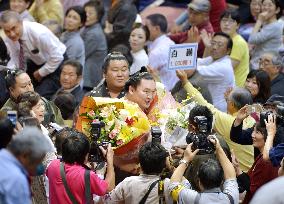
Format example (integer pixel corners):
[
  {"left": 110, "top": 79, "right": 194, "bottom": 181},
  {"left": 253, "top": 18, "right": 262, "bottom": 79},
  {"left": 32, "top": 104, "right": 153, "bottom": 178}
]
[
  {"left": 160, "top": 102, "right": 196, "bottom": 148},
  {"left": 76, "top": 96, "right": 151, "bottom": 155}
]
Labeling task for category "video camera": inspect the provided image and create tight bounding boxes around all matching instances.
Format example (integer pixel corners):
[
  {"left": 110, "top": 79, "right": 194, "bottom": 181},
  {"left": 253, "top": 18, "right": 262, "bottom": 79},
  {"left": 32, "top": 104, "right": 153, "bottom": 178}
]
[
  {"left": 186, "top": 116, "right": 215, "bottom": 155},
  {"left": 260, "top": 103, "right": 284, "bottom": 127},
  {"left": 89, "top": 119, "right": 108, "bottom": 163}
]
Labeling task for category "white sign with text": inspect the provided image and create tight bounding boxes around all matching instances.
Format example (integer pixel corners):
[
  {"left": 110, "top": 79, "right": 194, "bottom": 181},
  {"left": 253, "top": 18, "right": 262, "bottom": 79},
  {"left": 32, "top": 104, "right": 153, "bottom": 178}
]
[{"left": 168, "top": 43, "right": 198, "bottom": 70}]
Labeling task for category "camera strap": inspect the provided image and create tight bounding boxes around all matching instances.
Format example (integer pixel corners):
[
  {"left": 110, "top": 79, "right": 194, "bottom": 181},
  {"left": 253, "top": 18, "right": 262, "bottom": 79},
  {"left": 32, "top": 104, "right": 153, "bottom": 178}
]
[
  {"left": 139, "top": 179, "right": 159, "bottom": 204},
  {"left": 158, "top": 180, "right": 166, "bottom": 204},
  {"left": 60, "top": 162, "right": 92, "bottom": 204}
]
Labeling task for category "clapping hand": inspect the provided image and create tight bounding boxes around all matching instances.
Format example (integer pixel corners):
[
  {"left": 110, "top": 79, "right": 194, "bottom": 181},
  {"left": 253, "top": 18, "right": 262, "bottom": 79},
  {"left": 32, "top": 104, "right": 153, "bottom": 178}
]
[
  {"left": 224, "top": 87, "right": 233, "bottom": 102},
  {"left": 234, "top": 105, "right": 250, "bottom": 126},
  {"left": 265, "top": 114, "right": 277, "bottom": 138},
  {"left": 146, "top": 65, "right": 161, "bottom": 82},
  {"left": 231, "top": 149, "right": 242, "bottom": 176},
  {"left": 176, "top": 70, "right": 188, "bottom": 84},
  {"left": 186, "top": 26, "right": 200, "bottom": 43},
  {"left": 200, "top": 29, "right": 213, "bottom": 48}
]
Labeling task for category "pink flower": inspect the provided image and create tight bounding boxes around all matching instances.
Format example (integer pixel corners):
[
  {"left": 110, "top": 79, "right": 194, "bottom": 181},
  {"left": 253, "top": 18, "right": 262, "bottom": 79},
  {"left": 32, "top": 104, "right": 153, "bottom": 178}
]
[
  {"left": 116, "top": 139, "right": 123, "bottom": 146},
  {"left": 109, "top": 130, "right": 118, "bottom": 139},
  {"left": 92, "top": 119, "right": 99, "bottom": 123},
  {"left": 88, "top": 110, "right": 95, "bottom": 117}
]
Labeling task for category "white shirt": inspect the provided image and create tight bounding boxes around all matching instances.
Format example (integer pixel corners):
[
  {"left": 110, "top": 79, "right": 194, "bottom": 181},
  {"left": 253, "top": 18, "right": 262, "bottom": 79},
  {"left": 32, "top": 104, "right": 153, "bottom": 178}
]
[
  {"left": 5, "top": 21, "right": 66, "bottom": 77},
  {"left": 197, "top": 56, "right": 235, "bottom": 112},
  {"left": 130, "top": 49, "right": 148, "bottom": 75},
  {"left": 106, "top": 174, "right": 181, "bottom": 204},
  {"left": 148, "top": 34, "right": 178, "bottom": 91}
]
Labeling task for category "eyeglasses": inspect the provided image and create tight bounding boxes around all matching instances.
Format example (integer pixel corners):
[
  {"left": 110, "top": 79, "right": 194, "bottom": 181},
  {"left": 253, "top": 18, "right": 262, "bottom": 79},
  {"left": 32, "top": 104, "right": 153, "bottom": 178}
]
[
  {"left": 258, "top": 59, "right": 273, "bottom": 66},
  {"left": 211, "top": 41, "right": 225, "bottom": 47}
]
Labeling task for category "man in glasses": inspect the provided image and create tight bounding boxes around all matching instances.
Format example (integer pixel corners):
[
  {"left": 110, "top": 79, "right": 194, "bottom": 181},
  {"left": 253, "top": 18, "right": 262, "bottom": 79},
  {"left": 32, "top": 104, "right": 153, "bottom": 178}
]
[
  {"left": 259, "top": 52, "right": 284, "bottom": 97},
  {"left": 190, "top": 32, "right": 235, "bottom": 112}
]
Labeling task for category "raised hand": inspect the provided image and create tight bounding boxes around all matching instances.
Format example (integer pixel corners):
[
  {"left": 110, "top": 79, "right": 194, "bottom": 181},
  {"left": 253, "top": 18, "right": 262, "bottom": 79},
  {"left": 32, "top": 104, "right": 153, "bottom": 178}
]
[
  {"left": 265, "top": 114, "right": 277, "bottom": 138},
  {"left": 257, "top": 11, "right": 269, "bottom": 23},
  {"left": 183, "top": 143, "right": 199, "bottom": 162},
  {"left": 176, "top": 70, "right": 188, "bottom": 84},
  {"left": 200, "top": 29, "right": 213, "bottom": 48},
  {"left": 224, "top": 87, "right": 233, "bottom": 102},
  {"left": 186, "top": 26, "right": 200, "bottom": 43},
  {"left": 146, "top": 65, "right": 160, "bottom": 82},
  {"left": 234, "top": 105, "right": 250, "bottom": 126}
]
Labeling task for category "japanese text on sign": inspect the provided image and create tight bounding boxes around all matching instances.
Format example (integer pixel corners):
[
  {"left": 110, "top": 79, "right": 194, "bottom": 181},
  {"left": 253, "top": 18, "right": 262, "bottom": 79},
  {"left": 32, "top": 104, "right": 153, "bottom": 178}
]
[{"left": 168, "top": 43, "right": 198, "bottom": 70}]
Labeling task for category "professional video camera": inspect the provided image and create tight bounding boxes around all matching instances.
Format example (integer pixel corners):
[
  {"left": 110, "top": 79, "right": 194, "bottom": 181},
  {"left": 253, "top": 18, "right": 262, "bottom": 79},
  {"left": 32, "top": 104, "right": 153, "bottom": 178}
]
[
  {"left": 186, "top": 116, "right": 215, "bottom": 155},
  {"left": 89, "top": 119, "right": 107, "bottom": 163},
  {"left": 260, "top": 103, "right": 284, "bottom": 127}
]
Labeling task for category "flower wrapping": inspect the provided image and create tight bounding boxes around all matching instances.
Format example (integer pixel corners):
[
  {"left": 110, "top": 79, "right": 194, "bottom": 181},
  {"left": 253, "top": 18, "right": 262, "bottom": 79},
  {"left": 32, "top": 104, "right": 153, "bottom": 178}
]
[{"left": 76, "top": 96, "right": 151, "bottom": 155}]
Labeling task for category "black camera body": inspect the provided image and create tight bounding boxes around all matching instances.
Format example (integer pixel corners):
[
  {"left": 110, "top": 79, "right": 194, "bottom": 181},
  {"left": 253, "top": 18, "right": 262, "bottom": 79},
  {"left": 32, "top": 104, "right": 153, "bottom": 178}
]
[
  {"left": 151, "top": 126, "right": 162, "bottom": 144},
  {"left": 186, "top": 116, "right": 215, "bottom": 154},
  {"left": 89, "top": 120, "right": 106, "bottom": 163},
  {"left": 260, "top": 103, "right": 284, "bottom": 127}
]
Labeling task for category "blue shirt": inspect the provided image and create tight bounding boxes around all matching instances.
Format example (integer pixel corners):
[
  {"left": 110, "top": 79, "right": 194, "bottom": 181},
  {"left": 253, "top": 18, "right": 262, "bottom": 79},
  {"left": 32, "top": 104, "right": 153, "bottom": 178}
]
[
  {"left": 0, "top": 149, "right": 31, "bottom": 204},
  {"left": 269, "top": 143, "right": 284, "bottom": 167}
]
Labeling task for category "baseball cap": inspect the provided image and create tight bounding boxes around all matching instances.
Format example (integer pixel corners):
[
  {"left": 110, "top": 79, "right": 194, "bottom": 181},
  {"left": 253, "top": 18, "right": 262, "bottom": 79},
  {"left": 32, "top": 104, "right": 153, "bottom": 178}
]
[{"left": 188, "top": 0, "right": 211, "bottom": 13}]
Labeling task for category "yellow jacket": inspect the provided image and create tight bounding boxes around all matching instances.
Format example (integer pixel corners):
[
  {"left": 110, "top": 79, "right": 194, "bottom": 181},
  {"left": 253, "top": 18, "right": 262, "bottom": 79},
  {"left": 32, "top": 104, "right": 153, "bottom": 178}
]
[{"left": 184, "top": 81, "right": 254, "bottom": 171}]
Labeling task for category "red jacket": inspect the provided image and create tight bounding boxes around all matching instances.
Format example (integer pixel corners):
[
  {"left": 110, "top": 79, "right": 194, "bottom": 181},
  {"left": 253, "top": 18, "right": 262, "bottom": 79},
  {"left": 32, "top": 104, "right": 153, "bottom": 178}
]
[{"left": 242, "top": 154, "right": 278, "bottom": 204}]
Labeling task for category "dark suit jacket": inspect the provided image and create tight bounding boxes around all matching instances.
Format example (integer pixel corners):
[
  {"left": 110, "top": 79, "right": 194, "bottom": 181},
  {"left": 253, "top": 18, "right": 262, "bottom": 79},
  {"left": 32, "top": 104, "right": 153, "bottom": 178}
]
[
  {"left": 71, "top": 86, "right": 85, "bottom": 106},
  {"left": 271, "top": 73, "right": 284, "bottom": 97}
]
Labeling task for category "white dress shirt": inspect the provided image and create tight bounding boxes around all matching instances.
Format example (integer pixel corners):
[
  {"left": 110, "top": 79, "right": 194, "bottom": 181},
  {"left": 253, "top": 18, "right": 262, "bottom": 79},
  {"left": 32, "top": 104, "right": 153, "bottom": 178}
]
[
  {"left": 148, "top": 34, "right": 178, "bottom": 91},
  {"left": 197, "top": 56, "right": 235, "bottom": 112},
  {"left": 130, "top": 49, "right": 148, "bottom": 75},
  {"left": 5, "top": 21, "right": 66, "bottom": 77}
]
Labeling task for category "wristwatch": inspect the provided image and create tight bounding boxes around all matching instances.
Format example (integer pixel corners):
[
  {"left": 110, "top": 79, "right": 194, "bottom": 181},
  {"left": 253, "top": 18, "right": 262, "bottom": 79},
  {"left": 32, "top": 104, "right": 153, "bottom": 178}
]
[{"left": 179, "top": 159, "right": 190, "bottom": 167}]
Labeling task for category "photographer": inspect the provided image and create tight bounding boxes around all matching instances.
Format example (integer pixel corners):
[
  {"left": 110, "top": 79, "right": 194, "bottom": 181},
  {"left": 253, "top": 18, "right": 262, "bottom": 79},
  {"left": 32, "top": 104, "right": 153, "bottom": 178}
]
[
  {"left": 184, "top": 105, "right": 231, "bottom": 191},
  {"left": 176, "top": 70, "right": 255, "bottom": 171},
  {"left": 46, "top": 129, "right": 115, "bottom": 204},
  {"left": 106, "top": 142, "right": 180, "bottom": 204},
  {"left": 169, "top": 138, "right": 238, "bottom": 204}
]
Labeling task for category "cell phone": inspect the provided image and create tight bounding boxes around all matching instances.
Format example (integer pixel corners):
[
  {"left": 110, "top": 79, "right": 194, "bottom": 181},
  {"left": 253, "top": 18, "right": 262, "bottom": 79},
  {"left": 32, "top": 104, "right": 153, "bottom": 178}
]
[
  {"left": 247, "top": 104, "right": 263, "bottom": 115},
  {"left": 7, "top": 110, "right": 17, "bottom": 127}
]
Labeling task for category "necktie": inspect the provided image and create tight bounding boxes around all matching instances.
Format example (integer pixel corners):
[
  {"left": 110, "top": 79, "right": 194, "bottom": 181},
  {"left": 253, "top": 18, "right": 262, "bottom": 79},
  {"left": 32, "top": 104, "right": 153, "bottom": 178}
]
[{"left": 18, "top": 39, "right": 25, "bottom": 70}]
